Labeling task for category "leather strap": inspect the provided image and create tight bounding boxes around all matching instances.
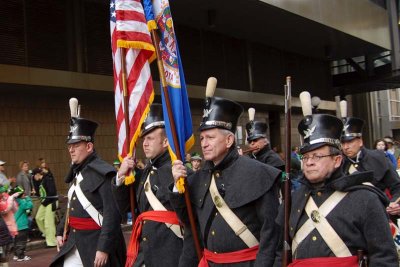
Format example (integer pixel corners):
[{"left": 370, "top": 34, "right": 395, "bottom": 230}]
[
  {"left": 209, "top": 175, "right": 259, "bottom": 247},
  {"left": 143, "top": 169, "right": 183, "bottom": 239},
  {"left": 348, "top": 164, "right": 357, "bottom": 174},
  {"left": 292, "top": 191, "right": 350, "bottom": 257},
  {"left": 67, "top": 173, "right": 103, "bottom": 227}
]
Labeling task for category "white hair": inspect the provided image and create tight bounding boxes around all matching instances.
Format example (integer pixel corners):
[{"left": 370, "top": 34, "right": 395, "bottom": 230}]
[{"left": 218, "top": 128, "right": 234, "bottom": 138}]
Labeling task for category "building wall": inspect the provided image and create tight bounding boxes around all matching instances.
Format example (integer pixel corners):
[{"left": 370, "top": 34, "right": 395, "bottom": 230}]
[
  {"left": 0, "top": 85, "right": 118, "bottom": 193},
  {"left": 0, "top": 1, "right": 335, "bottom": 101},
  {"left": 0, "top": 83, "right": 310, "bottom": 193}
]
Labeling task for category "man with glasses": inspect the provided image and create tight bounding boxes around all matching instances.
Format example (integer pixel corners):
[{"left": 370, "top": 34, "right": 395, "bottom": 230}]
[
  {"left": 274, "top": 114, "right": 398, "bottom": 266},
  {"left": 51, "top": 107, "right": 126, "bottom": 267},
  {"left": 341, "top": 117, "right": 400, "bottom": 216}
]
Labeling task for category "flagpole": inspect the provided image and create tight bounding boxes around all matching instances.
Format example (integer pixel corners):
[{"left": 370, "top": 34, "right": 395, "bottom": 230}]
[
  {"left": 149, "top": 29, "right": 203, "bottom": 260},
  {"left": 120, "top": 47, "right": 137, "bottom": 225},
  {"left": 282, "top": 76, "right": 292, "bottom": 266}
]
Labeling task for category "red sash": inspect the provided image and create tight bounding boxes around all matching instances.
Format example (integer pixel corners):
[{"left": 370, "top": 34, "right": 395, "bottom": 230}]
[
  {"left": 288, "top": 256, "right": 358, "bottom": 267},
  {"left": 198, "top": 245, "right": 259, "bottom": 267},
  {"left": 69, "top": 216, "right": 101, "bottom": 230},
  {"left": 125, "top": 210, "right": 181, "bottom": 267}
]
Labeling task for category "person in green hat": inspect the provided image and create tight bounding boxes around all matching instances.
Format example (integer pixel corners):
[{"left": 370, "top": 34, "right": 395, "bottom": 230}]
[
  {"left": 12, "top": 186, "right": 33, "bottom": 262},
  {"left": 190, "top": 152, "right": 202, "bottom": 172},
  {"left": 113, "top": 160, "right": 121, "bottom": 171}
]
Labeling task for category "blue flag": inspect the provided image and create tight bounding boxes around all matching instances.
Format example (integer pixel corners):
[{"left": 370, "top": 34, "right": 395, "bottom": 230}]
[{"left": 143, "top": 0, "right": 194, "bottom": 162}]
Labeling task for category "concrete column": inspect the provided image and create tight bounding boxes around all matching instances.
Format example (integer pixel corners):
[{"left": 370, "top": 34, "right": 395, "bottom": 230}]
[{"left": 387, "top": 0, "right": 400, "bottom": 71}]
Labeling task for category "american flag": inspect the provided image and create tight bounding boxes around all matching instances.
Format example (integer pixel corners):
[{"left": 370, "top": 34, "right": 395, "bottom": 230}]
[{"left": 110, "top": 0, "right": 155, "bottom": 185}]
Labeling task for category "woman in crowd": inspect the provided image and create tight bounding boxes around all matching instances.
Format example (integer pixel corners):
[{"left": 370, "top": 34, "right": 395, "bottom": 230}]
[
  {"left": 374, "top": 138, "right": 398, "bottom": 169},
  {"left": 16, "top": 161, "right": 32, "bottom": 196}
]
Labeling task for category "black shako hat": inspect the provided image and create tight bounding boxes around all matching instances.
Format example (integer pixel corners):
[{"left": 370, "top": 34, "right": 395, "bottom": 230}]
[
  {"left": 199, "top": 96, "right": 243, "bottom": 133},
  {"left": 67, "top": 117, "right": 98, "bottom": 144},
  {"left": 298, "top": 114, "right": 343, "bottom": 154},
  {"left": 246, "top": 121, "right": 267, "bottom": 142},
  {"left": 341, "top": 117, "right": 364, "bottom": 142},
  {"left": 141, "top": 103, "right": 165, "bottom": 137}
]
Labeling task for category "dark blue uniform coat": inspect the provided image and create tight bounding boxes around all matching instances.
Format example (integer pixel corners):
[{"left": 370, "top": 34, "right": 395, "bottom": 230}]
[
  {"left": 114, "top": 151, "right": 190, "bottom": 267},
  {"left": 274, "top": 170, "right": 398, "bottom": 267},
  {"left": 170, "top": 147, "right": 281, "bottom": 267},
  {"left": 248, "top": 145, "right": 285, "bottom": 171},
  {"left": 51, "top": 153, "right": 126, "bottom": 267},
  {"left": 342, "top": 147, "right": 400, "bottom": 201}
]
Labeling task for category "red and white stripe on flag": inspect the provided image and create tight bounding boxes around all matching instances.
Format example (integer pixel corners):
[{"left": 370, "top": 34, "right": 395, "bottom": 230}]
[{"left": 110, "top": 0, "right": 155, "bottom": 162}]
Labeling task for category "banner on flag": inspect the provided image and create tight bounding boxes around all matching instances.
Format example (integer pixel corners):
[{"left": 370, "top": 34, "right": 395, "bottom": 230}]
[{"left": 143, "top": 0, "right": 194, "bottom": 165}]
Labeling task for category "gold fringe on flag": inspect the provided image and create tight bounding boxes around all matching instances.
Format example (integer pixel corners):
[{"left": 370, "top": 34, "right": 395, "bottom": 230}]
[
  {"left": 117, "top": 40, "right": 155, "bottom": 52},
  {"left": 167, "top": 146, "right": 187, "bottom": 194},
  {"left": 147, "top": 20, "right": 157, "bottom": 32},
  {"left": 176, "top": 177, "right": 185, "bottom": 194},
  {"left": 125, "top": 174, "right": 135, "bottom": 185}
]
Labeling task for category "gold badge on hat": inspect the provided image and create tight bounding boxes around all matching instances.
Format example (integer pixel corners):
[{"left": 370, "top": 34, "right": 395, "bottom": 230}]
[
  {"left": 202, "top": 108, "right": 213, "bottom": 118},
  {"left": 303, "top": 125, "right": 316, "bottom": 139}
]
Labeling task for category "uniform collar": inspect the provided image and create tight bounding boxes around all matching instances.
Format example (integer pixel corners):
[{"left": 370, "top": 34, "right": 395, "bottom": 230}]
[
  {"left": 147, "top": 150, "right": 170, "bottom": 169},
  {"left": 65, "top": 151, "right": 97, "bottom": 183},
  {"left": 300, "top": 168, "right": 374, "bottom": 192},
  {"left": 252, "top": 144, "right": 270, "bottom": 158},
  {"left": 347, "top": 149, "right": 363, "bottom": 164}
]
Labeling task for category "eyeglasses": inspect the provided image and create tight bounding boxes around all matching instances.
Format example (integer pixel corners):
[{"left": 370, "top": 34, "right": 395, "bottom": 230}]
[
  {"left": 300, "top": 154, "right": 338, "bottom": 162},
  {"left": 67, "top": 143, "right": 85, "bottom": 150}
]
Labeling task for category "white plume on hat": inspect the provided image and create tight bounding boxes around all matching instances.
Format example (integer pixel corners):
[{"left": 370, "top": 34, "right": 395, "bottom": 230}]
[
  {"left": 339, "top": 99, "right": 347, "bottom": 118},
  {"left": 299, "top": 91, "right": 312, "bottom": 116},
  {"left": 248, "top": 108, "right": 255, "bottom": 121},
  {"left": 206, "top": 77, "right": 217, "bottom": 98},
  {"left": 69, "top": 98, "right": 80, "bottom": 118}
]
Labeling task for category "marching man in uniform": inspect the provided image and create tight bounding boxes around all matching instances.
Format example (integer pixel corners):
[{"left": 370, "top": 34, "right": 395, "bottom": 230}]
[
  {"left": 245, "top": 108, "right": 285, "bottom": 172},
  {"left": 340, "top": 114, "right": 400, "bottom": 216},
  {"left": 51, "top": 98, "right": 126, "bottom": 267},
  {"left": 115, "top": 103, "right": 193, "bottom": 267},
  {"left": 171, "top": 95, "right": 281, "bottom": 266},
  {"left": 274, "top": 93, "right": 398, "bottom": 266}
]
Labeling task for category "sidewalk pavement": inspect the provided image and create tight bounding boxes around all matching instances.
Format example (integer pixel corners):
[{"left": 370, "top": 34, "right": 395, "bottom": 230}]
[{"left": 26, "top": 224, "right": 132, "bottom": 251}]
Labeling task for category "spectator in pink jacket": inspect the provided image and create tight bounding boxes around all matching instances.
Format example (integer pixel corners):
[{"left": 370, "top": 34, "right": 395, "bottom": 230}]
[{"left": 0, "top": 185, "right": 21, "bottom": 237}]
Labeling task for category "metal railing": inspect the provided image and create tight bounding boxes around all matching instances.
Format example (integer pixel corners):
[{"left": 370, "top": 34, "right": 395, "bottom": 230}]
[{"left": 331, "top": 51, "right": 391, "bottom": 75}]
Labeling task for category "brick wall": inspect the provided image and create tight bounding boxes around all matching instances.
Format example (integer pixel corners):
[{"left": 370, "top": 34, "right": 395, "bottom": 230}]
[
  {"left": 0, "top": 86, "right": 120, "bottom": 194},
  {"left": 0, "top": 85, "right": 301, "bottom": 193}
]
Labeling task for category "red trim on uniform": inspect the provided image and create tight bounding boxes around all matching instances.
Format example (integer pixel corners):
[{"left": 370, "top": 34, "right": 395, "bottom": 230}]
[
  {"left": 198, "top": 245, "right": 259, "bottom": 267},
  {"left": 69, "top": 216, "right": 101, "bottom": 230},
  {"left": 125, "top": 210, "right": 181, "bottom": 267},
  {"left": 288, "top": 256, "right": 358, "bottom": 267}
]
